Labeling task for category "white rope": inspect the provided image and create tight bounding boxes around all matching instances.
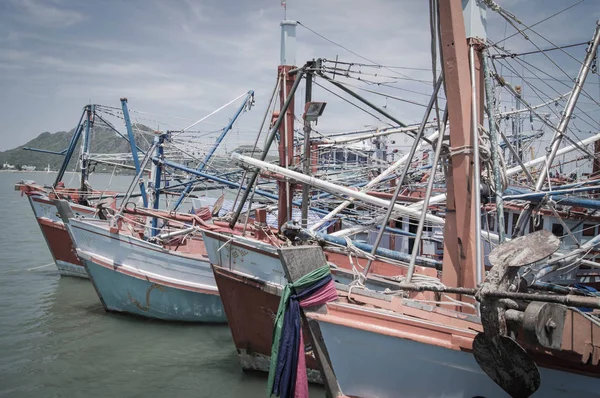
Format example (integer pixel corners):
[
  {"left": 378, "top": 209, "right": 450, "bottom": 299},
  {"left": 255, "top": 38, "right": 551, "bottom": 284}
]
[{"left": 172, "top": 92, "right": 250, "bottom": 138}]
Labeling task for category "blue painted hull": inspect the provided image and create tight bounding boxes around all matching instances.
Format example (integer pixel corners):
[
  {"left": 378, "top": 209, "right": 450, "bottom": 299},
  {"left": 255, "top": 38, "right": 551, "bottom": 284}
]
[
  {"left": 82, "top": 257, "right": 226, "bottom": 323},
  {"left": 318, "top": 319, "right": 600, "bottom": 398}
]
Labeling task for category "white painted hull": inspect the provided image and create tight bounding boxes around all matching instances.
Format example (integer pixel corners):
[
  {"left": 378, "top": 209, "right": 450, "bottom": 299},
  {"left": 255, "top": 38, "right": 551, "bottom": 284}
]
[{"left": 202, "top": 231, "right": 288, "bottom": 286}]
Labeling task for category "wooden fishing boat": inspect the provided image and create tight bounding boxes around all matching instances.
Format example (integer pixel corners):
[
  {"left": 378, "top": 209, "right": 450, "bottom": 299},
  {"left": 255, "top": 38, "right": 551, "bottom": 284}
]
[
  {"left": 204, "top": 226, "right": 439, "bottom": 380},
  {"left": 281, "top": 244, "right": 600, "bottom": 398},
  {"left": 266, "top": 2, "right": 600, "bottom": 396},
  {"left": 58, "top": 202, "right": 227, "bottom": 322},
  {"left": 15, "top": 101, "right": 144, "bottom": 278},
  {"left": 17, "top": 182, "right": 99, "bottom": 277}
]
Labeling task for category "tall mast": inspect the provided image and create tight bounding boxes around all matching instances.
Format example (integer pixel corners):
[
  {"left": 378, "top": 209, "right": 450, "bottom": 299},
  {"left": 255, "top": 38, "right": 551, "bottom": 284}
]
[
  {"left": 277, "top": 19, "right": 297, "bottom": 228},
  {"left": 80, "top": 105, "right": 94, "bottom": 196},
  {"left": 438, "top": 0, "right": 484, "bottom": 297}
]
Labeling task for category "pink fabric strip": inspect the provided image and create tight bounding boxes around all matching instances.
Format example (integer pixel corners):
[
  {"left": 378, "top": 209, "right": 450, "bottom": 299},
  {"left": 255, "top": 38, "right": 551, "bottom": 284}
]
[{"left": 294, "top": 280, "right": 338, "bottom": 398}]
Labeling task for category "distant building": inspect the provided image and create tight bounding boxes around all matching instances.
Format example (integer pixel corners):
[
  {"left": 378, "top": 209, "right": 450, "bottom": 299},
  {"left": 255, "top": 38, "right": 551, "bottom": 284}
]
[
  {"left": 21, "top": 165, "right": 36, "bottom": 171},
  {"left": 2, "top": 163, "right": 15, "bottom": 170}
]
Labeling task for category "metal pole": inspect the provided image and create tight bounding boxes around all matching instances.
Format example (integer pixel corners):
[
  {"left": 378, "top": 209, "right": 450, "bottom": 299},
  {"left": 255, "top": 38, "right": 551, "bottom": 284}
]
[
  {"left": 360, "top": 76, "right": 443, "bottom": 280},
  {"left": 172, "top": 90, "right": 254, "bottom": 211},
  {"left": 301, "top": 70, "right": 313, "bottom": 228},
  {"left": 533, "top": 21, "right": 600, "bottom": 192},
  {"left": 109, "top": 140, "right": 157, "bottom": 232},
  {"left": 231, "top": 152, "right": 446, "bottom": 225},
  {"left": 406, "top": 109, "right": 448, "bottom": 282},
  {"left": 80, "top": 105, "right": 93, "bottom": 194},
  {"left": 55, "top": 108, "right": 86, "bottom": 187},
  {"left": 482, "top": 52, "right": 505, "bottom": 243},
  {"left": 151, "top": 134, "right": 165, "bottom": 237},
  {"left": 121, "top": 98, "right": 148, "bottom": 207},
  {"left": 469, "top": 45, "right": 484, "bottom": 285},
  {"left": 229, "top": 68, "right": 306, "bottom": 228}
]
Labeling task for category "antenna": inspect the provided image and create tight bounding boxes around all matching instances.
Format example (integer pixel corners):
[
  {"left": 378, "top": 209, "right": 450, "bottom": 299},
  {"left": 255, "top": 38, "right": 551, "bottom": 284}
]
[{"left": 281, "top": 0, "right": 287, "bottom": 20}]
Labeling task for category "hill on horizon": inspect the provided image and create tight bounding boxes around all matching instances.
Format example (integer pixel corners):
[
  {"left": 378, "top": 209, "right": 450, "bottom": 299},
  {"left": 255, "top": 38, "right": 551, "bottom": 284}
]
[{"left": 0, "top": 122, "right": 154, "bottom": 172}]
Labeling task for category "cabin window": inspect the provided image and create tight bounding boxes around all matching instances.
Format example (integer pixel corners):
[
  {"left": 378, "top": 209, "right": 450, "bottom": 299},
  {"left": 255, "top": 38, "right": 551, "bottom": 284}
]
[
  {"left": 583, "top": 224, "right": 596, "bottom": 237},
  {"left": 504, "top": 211, "right": 509, "bottom": 235},
  {"left": 394, "top": 219, "right": 403, "bottom": 230},
  {"left": 552, "top": 223, "right": 564, "bottom": 237}
]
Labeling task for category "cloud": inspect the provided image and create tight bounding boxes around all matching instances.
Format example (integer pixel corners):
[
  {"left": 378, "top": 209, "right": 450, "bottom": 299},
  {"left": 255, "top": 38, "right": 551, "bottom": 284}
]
[
  {"left": 0, "top": 0, "right": 597, "bottom": 152},
  {"left": 9, "top": 0, "right": 86, "bottom": 28}
]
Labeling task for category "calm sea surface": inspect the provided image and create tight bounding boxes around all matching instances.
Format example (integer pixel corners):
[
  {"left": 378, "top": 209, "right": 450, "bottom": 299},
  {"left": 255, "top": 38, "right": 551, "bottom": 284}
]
[{"left": 0, "top": 171, "right": 323, "bottom": 397}]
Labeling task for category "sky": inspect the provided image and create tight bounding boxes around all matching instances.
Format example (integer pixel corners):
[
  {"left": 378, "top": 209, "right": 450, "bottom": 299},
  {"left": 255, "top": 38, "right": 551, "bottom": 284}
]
[{"left": 0, "top": 0, "right": 599, "bottom": 152}]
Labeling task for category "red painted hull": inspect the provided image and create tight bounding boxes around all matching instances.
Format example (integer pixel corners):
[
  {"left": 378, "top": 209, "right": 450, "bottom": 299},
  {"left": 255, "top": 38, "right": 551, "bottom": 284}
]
[
  {"left": 38, "top": 218, "right": 83, "bottom": 269},
  {"left": 212, "top": 265, "right": 323, "bottom": 383}
]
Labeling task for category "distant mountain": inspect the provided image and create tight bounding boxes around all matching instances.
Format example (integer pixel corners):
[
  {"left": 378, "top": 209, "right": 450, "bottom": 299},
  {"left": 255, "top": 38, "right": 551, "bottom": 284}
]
[{"left": 0, "top": 123, "right": 154, "bottom": 172}]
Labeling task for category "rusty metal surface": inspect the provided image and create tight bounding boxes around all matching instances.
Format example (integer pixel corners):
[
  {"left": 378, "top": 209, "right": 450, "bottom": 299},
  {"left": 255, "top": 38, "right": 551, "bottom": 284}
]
[
  {"left": 473, "top": 334, "right": 540, "bottom": 398},
  {"left": 522, "top": 302, "right": 566, "bottom": 350},
  {"left": 488, "top": 230, "right": 560, "bottom": 269},
  {"left": 475, "top": 230, "right": 561, "bottom": 397}
]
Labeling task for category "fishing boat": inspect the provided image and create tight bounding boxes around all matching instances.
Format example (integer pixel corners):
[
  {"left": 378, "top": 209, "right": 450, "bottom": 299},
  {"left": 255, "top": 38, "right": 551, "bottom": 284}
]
[
  {"left": 16, "top": 101, "right": 149, "bottom": 278},
  {"left": 280, "top": 242, "right": 600, "bottom": 398},
  {"left": 56, "top": 93, "right": 258, "bottom": 322},
  {"left": 267, "top": 2, "right": 600, "bottom": 397},
  {"left": 22, "top": 186, "right": 96, "bottom": 277},
  {"left": 58, "top": 203, "right": 227, "bottom": 322}
]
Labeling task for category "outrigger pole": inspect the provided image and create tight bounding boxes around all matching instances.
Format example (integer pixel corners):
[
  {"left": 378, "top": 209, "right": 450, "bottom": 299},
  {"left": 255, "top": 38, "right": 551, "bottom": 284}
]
[
  {"left": 121, "top": 98, "right": 149, "bottom": 207},
  {"left": 54, "top": 106, "right": 88, "bottom": 188},
  {"left": 171, "top": 90, "right": 254, "bottom": 212}
]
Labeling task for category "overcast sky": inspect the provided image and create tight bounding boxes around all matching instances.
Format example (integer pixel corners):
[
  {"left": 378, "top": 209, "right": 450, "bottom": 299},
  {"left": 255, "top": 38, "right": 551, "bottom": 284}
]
[{"left": 0, "top": 0, "right": 599, "bottom": 151}]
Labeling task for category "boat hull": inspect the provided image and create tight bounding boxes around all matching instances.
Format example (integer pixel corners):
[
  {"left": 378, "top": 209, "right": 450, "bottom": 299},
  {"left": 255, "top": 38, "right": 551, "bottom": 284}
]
[
  {"left": 27, "top": 193, "right": 91, "bottom": 278},
  {"left": 79, "top": 253, "right": 225, "bottom": 322},
  {"left": 211, "top": 265, "right": 323, "bottom": 383},
  {"left": 68, "top": 218, "right": 226, "bottom": 323},
  {"left": 314, "top": 306, "right": 600, "bottom": 398}
]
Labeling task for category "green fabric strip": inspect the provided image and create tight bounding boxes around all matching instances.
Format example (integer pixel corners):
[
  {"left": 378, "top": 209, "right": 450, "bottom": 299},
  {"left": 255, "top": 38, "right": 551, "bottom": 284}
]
[{"left": 267, "top": 265, "right": 331, "bottom": 396}]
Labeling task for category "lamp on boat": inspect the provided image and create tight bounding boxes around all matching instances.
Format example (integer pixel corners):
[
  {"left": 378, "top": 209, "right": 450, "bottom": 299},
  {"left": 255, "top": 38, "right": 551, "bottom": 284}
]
[{"left": 303, "top": 101, "right": 326, "bottom": 123}]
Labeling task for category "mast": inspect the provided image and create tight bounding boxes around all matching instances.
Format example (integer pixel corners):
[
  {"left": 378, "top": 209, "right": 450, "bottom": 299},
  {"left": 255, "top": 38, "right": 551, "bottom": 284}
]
[
  {"left": 438, "top": 0, "right": 482, "bottom": 296},
  {"left": 121, "top": 98, "right": 149, "bottom": 207},
  {"left": 150, "top": 133, "right": 166, "bottom": 237},
  {"left": 277, "top": 20, "right": 297, "bottom": 228},
  {"left": 300, "top": 63, "right": 314, "bottom": 228},
  {"left": 54, "top": 107, "right": 87, "bottom": 188},
  {"left": 79, "top": 105, "right": 94, "bottom": 196}
]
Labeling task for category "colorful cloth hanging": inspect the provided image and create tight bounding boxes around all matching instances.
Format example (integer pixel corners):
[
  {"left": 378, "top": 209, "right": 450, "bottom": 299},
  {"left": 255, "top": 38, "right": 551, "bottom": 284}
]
[{"left": 267, "top": 265, "right": 338, "bottom": 398}]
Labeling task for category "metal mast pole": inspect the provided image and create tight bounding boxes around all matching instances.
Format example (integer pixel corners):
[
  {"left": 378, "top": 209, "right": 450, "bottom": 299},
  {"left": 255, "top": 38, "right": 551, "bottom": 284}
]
[
  {"left": 228, "top": 68, "right": 305, "bottom": 228},
  {"left": 301, "top": 67, "right": 313, "bottom": 228},
  {"left": 360, "top": 77, "right": 443, "bottom": 280},
  {"left": 79, "top": 105, "right": 93, "bottom": 195},
  {"left": 482, "top": 53, "right": 506, "bottom": 243},
  {"left": 55, "top": 108, "right": 86, "bottom": 187},
  {"left": 533, "top": 21, "right": 600, "bottom": 192},
  {"left": 121, "top": 98, "right": 148, "bottom": 207}
]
